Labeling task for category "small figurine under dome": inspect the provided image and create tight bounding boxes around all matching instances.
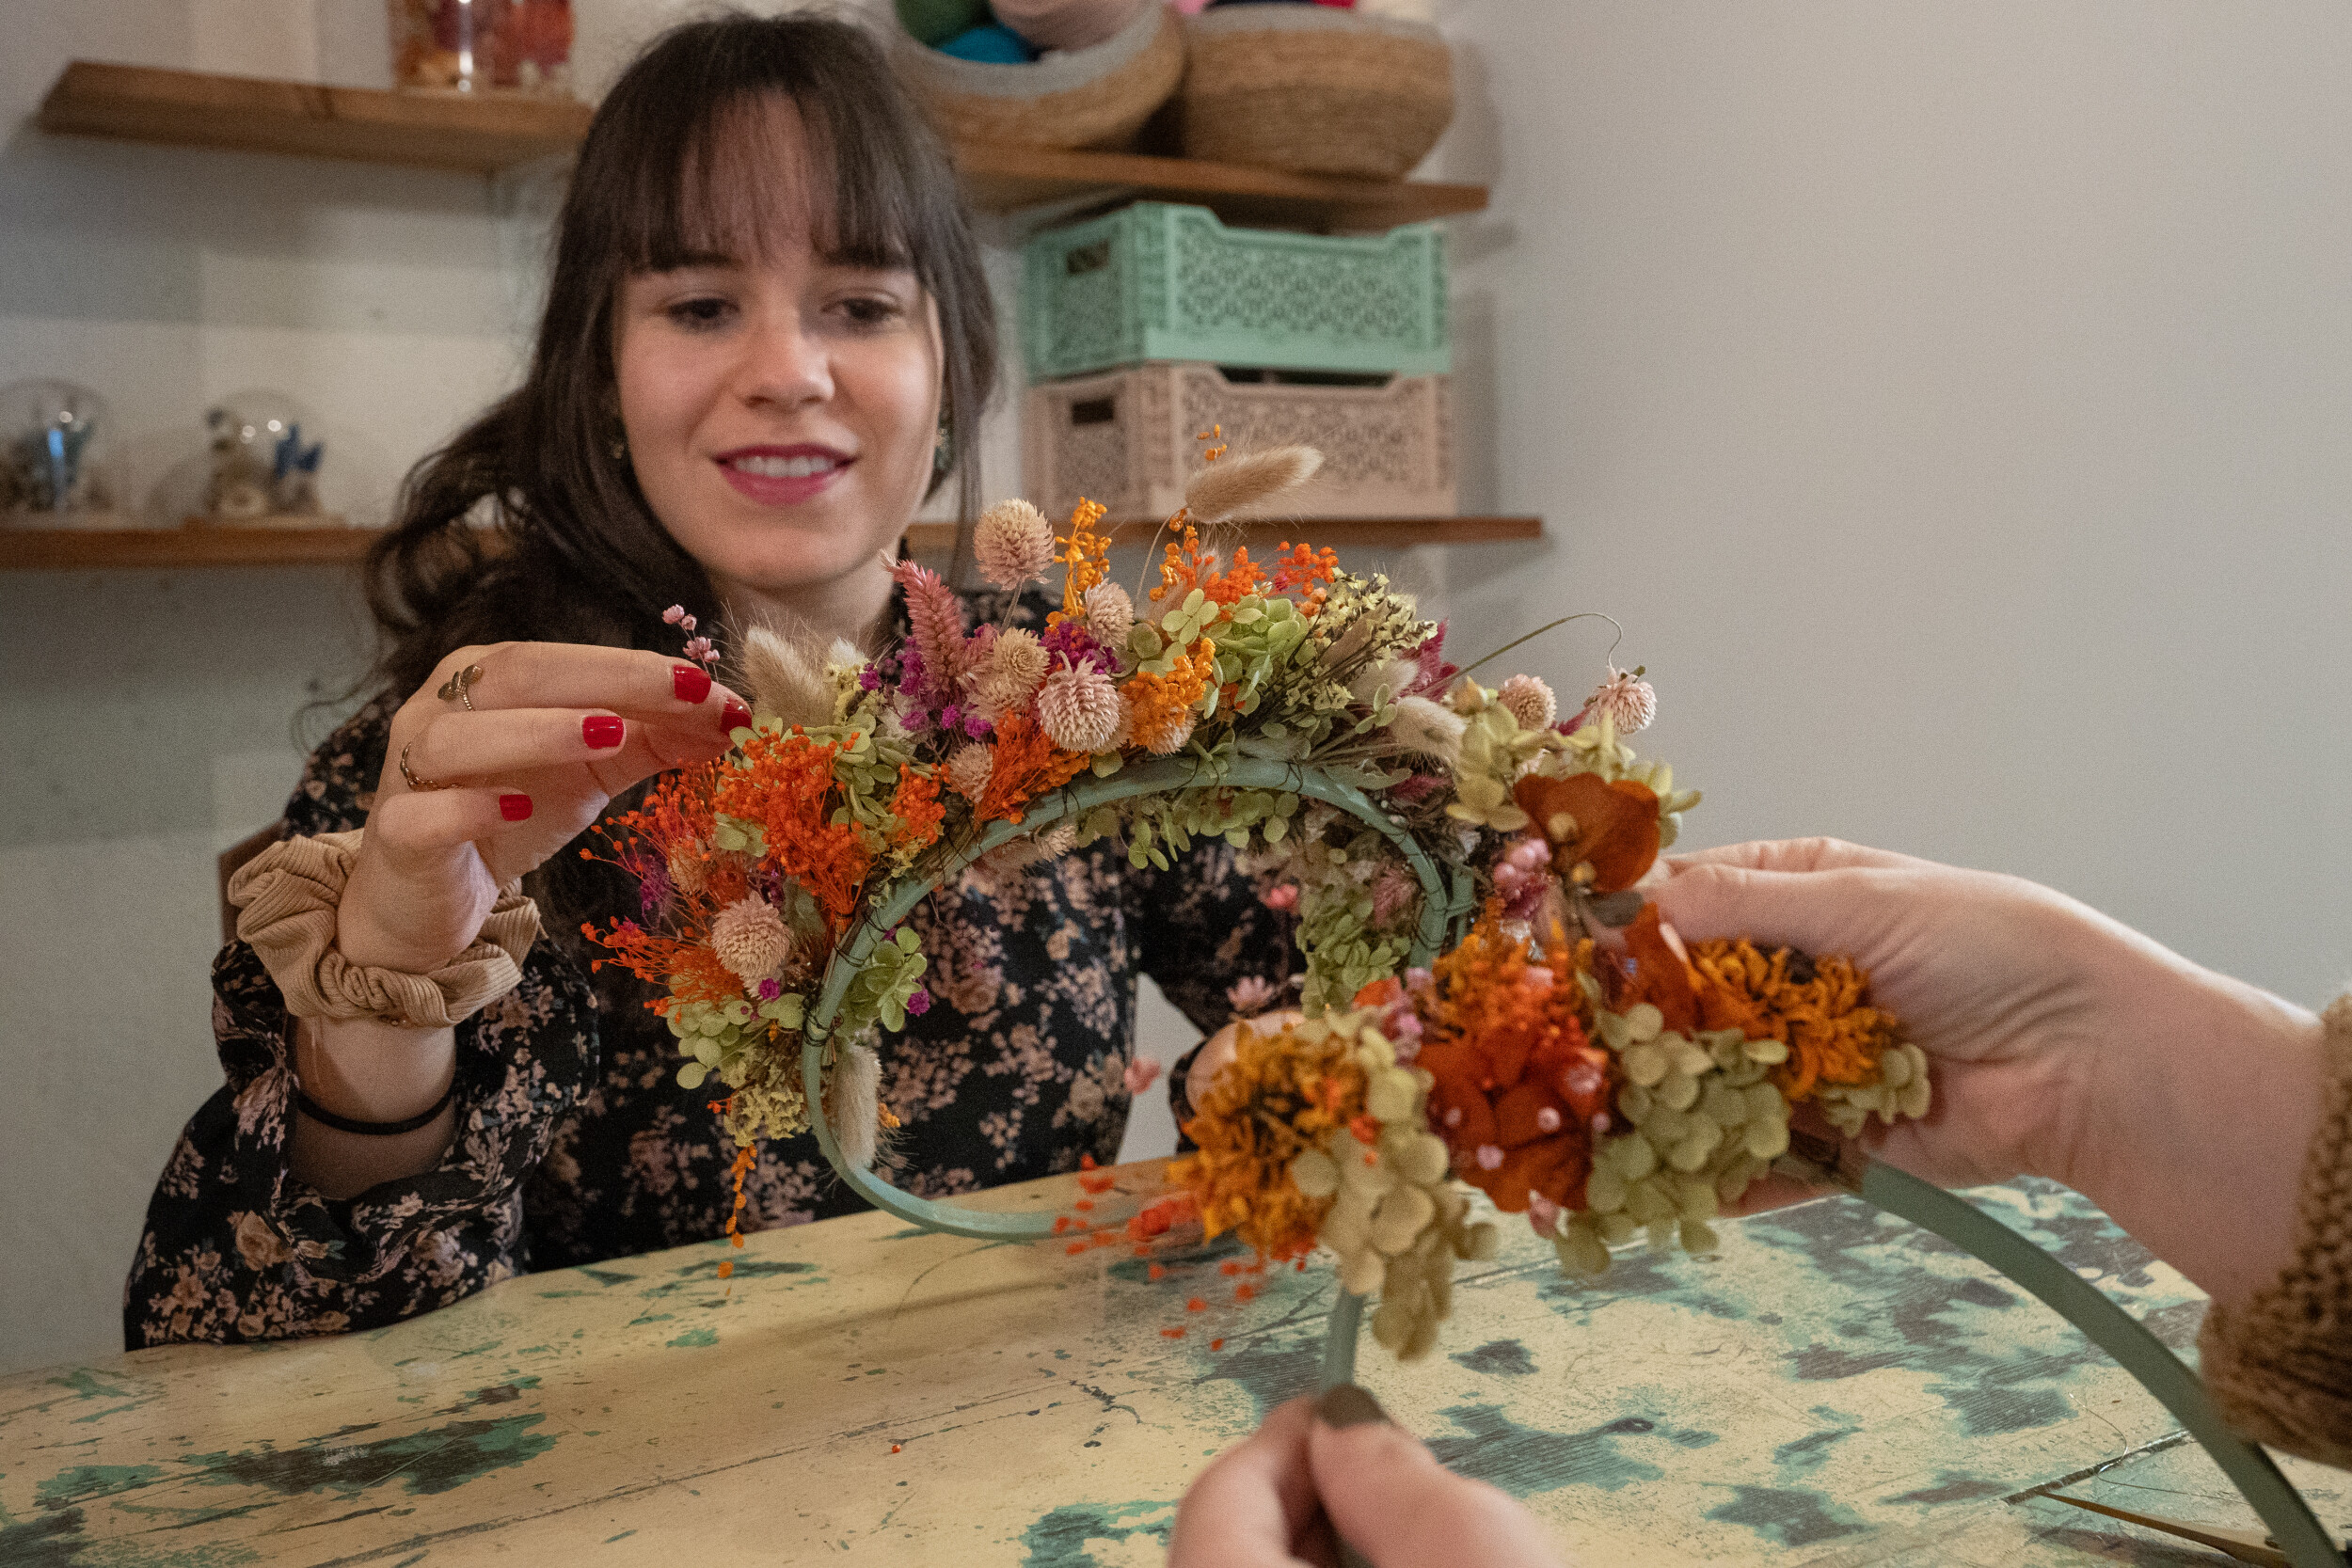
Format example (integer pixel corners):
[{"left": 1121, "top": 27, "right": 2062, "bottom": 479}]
[
  {"left": 205, "top": 392, "right": 324, "bottom": 520},
  {"left": 1, "top": 379, "right": 114, "bottom": 519}
]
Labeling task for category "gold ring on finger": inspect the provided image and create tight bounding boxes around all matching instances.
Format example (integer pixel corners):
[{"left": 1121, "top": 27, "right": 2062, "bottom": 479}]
[
  {"left": 397, "top": 739, "right": 455, "bottom": 793},
  {"left": 437, "top": 662, "right": 485, "bottom": 711}
]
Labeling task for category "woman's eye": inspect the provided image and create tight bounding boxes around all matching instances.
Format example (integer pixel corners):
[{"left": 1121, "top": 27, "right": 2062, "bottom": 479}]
[
  {"left": 838, "top": 296, "right": 905, "bottom": 328},
  {"left": 665, "top": 296, "right": 734, "bottom": 330}
]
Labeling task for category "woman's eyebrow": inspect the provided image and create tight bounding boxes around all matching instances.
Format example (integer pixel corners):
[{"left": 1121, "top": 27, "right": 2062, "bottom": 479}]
[{"left": 645, "top": 250, "right": 739, "bottom": 274}]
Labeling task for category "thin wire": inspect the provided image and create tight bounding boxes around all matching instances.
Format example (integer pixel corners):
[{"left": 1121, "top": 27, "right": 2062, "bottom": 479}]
[{"left": 1454, "top": 611, "right": 1624, "bottom": 682}]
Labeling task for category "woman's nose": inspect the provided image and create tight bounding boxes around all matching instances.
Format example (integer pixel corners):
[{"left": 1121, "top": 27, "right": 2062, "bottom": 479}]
[{"left": 732, "top": 316, "right": 833, "bottom": 411}]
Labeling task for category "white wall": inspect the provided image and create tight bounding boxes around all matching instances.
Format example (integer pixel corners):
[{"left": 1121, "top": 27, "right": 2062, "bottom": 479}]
[
  {"left": 1420, "top": 1, "right": 2351, "bottom": 1011},
  {"left": 7, "top": 0, "right": 2348, "bottom": 1375}
]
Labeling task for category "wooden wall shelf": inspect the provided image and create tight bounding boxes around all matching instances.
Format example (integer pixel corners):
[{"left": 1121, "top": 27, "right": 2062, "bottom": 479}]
[
  {"left": 0, "top": 526, "right": 379, "bottom": 570},
  {"left": 1, "top": 517, "right": 1537, "bottom": 572},
  {"left": 38, "top": 61, "right": 1486, "bottom": 226},
  {"left": 39, "top": 62, "right": 592, "bottom": 175}
]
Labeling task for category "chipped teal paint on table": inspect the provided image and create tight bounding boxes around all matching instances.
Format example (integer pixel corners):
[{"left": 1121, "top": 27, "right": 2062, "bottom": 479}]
[{"left": 3, "top": 1165, "right": 2344, "bottom": 1566}]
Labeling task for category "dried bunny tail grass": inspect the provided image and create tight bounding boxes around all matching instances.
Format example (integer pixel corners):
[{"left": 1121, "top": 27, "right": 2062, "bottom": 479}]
[
  {"left": 974, "top": 819, "right": 1078, "bottom": 877},
  {"left": 741, "top": 624, "right": 839, "bottom": 731},
  {"left": 829, "top": 1043, "right": 882, "bottom": 1171},
  {"left": 975, "top": 499, "right": 1057, "bottom": 590},
  {"left": 1385, "top": 693, "right": 1467, "bottom": 767},
  {"left": 1184, "top": 445, "right": 1323, "bottom": 524}
]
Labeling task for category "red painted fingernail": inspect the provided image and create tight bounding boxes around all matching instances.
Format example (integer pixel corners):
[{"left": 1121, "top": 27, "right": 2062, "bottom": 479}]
[
  {"left": 720, "top": 699, "right": 752, "bottom": 736},
  {"left": 674, "top": 664, "right": 712, "bottom": 704},
  {"left": 583, "top": 716, "right": 624, "bottom": 749},
  {"left": 499, "top": 793, "right": 533, "bottom": 822}
]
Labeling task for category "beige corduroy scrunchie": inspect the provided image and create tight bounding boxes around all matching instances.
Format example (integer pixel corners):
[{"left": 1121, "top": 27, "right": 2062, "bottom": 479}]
[
  {"left": 2197, "top": 993, "right": 2352, "bottom": 1469},
  {"left": 228, "top": 830, "right": 540, "bottom": 1029}
]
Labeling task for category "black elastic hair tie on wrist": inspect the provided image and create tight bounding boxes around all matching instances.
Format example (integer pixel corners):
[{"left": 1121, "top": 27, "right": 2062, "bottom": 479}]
[{"left": 294, "top": 1081, "right": 457, "bottom": 1136}]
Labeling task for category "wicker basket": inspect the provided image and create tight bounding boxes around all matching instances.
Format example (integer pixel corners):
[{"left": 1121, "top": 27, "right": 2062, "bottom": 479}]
[
  {"left": 1178, "top": 7, "right": 1453, "bottom": 179},
  {"left": 1024, "top": 362, "right": 1455, "bottom": 521},
  {"left": 893, "top": 0, "right": 1184, "bottom": 152}
]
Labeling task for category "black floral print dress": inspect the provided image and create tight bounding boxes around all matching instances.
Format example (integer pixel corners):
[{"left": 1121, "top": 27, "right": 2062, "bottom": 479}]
[{"left": 124, "top": 591, "right": 1293, "bottom": 1348}]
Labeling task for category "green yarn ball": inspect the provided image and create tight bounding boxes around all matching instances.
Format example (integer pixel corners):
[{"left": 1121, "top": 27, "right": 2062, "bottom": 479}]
[{"left": 897, "top": 0, "right": 990, "bottom": 47}]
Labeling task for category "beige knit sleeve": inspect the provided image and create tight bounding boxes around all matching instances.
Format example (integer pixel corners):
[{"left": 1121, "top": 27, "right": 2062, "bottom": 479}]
[{"left": 2197, "top": 993, "right": 2352, "bottom": 1468}]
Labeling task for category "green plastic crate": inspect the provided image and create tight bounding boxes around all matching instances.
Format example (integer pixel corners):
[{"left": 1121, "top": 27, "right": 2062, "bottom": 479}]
[{"left": 1021, "top": 202, "right": 1449, "bottom": 381}]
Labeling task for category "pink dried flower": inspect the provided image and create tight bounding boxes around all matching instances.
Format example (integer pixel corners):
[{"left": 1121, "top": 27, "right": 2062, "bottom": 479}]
[
  {"left": 974, "top": 499, "right": 1056, "bottom": 590},
  {"left": 756, "top": 977, "right": 783, "bottom": 1002},
  {"left": 1369, "top": 863, "right": 1418, "bottom": 927},
  {"left": 663, "top": 605, "right": 686, "bottom": 625},
  {"left": 905, "top": 988, "right": 932, "bottom": 1017},
  {"left": 1080, "top": 582, "right": 1135, "bottom": 650},
  {"left": 1225, "top": 974, "right": 1281, "bottom": 1018},
  {"left": 972, "top": 627, "right": 1048, "bottom": 721},
  {"left": 1261, "top": 883, "right": 1299, "bottom": 912},
  {"left": 1035, "top": 660, "right": 1123, "bottom": 752},
  {"left": 885, "top": 555, "right": 969, "bottom": 710},
  {"left": 1498, "top": 673, "right": 1558, "bottom": 731},
  {"left": 1526, "top": 1194, "right": 1561, "bottom": 1237},
  {"left": 711, "top": 893, "right": 793, "bottom": 981},
  {"left": 946, "top": 744, "right": 993, "bottom": 801},
  {"left": 684, "top": 636, "right": 716, "bottom": 667},
  {"left": 1123, "top": 1056, "right": 1164, "bottom": 1096},
  {"left": 1583, "top": 664, "right": 1657, "bottom": 735},
  {"left": 1474, "top": 1144, "right": 1505, "bottom": 1172}
]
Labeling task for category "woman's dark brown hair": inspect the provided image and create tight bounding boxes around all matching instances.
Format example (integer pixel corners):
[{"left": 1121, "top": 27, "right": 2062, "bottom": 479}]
[{"left": 365, "top": 10, "right": 997, "bottom": 697}]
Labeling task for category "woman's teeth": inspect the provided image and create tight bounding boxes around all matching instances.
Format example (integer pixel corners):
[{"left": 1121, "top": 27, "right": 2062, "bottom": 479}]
[{"left": 730, "top": 454, "right": 837, "bottom": 479}]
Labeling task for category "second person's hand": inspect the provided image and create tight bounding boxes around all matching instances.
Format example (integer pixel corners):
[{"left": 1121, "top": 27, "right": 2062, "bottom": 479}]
[{"left": 1652, "top": 837, "right": 2325, "bottom": 1307}]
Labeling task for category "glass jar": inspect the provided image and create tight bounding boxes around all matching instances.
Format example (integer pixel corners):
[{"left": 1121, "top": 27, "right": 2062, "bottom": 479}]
[
  {"left": 389, "top": 0, "right": 574, "bottom": 95},
  {"left": 1, "top": 379, "right": 115, "bottom": 523}
]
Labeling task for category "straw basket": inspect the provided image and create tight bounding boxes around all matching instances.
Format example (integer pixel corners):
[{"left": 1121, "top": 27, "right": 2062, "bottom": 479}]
[
  {"left": 893, "top": 0, "right": 1184, "bottom": 151},
  {"left": 1178, "top": 7, "right": 1453, "bottom": 179}
]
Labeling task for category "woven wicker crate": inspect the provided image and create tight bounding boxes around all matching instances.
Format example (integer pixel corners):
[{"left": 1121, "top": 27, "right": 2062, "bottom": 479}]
[
  {"left": 1021, "top": 202, "right": 1448, "bottom": 382},
  {"left": 1023, "top": 363, "right": 1455, "bottom": 521}
]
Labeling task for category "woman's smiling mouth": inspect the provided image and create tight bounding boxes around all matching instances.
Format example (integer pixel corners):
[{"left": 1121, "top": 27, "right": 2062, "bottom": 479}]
[{"left": 715, "top": 444, "right": 853, "bottom": 505}]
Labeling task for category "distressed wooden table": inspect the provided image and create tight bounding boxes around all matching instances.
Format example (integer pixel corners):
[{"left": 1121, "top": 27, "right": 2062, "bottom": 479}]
[{"left": 3, "top": 1164, "right": 2344, "bottom": 1566}]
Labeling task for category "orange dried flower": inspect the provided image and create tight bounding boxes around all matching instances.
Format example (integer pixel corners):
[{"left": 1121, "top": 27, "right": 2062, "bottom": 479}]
[
  {"left": 711, "top": 729, "right": 870, "bottom": 930},
  {"left": 1412, "top": 912, "right": 1612, "bottom": 1214},
  {"left": 885, "top": 763, "right": 945, "bottom": 852},
  {"left": 1513, "top": 772, "right": 1661, "bottom": 893},
  {"left": 1125, "top": 639, "right": 1217, "bottom": 753},
  {"left": 1272, "top": 541, "right": 1339, "bottom": 615},
  {"left": 1053, "top": 499, "right": 1111, "bottom": 620},
  {"left": 1688, "top": 939, "right": 1901, "bottom": 1101},
  {"left": 973, "top": 712, "right": 1092, "bottom": 825},
  {"left": 1168, "top": 1019, "right": 1367, "bottom": 1263}
]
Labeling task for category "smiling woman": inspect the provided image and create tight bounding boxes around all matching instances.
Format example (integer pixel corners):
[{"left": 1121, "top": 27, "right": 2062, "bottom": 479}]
[{"left": 123, "top": 12, "right": 1296, "bottom": 1349}]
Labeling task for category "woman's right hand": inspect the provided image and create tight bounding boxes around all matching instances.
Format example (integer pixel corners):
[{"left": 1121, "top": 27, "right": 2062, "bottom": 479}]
[
  {"left": 1652, "top": 838, "right": 2327, "bottom": 1306},
  {"left": 337, "top": 642, "right": 749, "bottom": 973}
]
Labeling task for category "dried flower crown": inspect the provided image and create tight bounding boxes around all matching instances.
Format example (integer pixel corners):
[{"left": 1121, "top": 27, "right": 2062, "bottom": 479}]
[{"left": 583, "top": 448, "right": 2337, "bottom": 1560}]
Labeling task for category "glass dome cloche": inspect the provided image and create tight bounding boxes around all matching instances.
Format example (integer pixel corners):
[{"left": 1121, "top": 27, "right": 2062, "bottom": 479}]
[
  {"left": 1, "top": 379, "right": 117, "bottom": 524},
  {"left": 204, "top": 390, "right": 325, "bottom": 521}
]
